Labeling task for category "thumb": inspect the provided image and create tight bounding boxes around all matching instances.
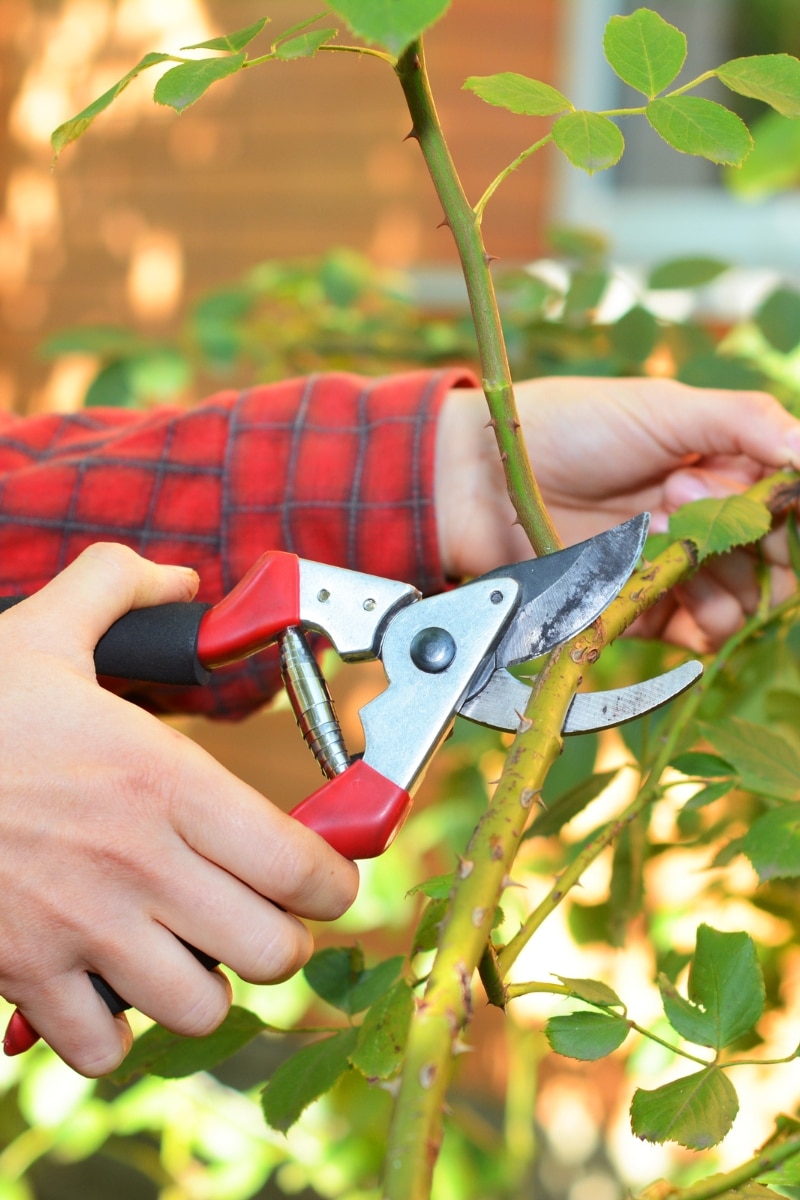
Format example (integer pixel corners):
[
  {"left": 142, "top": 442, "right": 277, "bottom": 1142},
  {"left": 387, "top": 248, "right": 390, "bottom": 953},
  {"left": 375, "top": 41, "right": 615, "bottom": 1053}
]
[{"left": 16, "top": 544, "right": 199, "bottom": 658}]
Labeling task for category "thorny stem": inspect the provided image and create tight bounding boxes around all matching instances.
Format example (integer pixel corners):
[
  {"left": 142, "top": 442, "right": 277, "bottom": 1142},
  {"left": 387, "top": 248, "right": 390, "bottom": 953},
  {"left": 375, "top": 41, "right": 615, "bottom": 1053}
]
[
  {"left": 498, "top": 516, "right": 797, "bottom": 974},
  {"left": 385, "top": 464, "right": 800, "bottom": 1197},
  {"left": 382, "top": 27, "right": 800, "bottom": 1200},
  {"left": 640, "top": 1131, "right": 800, "bottom": 1200},
  {"left": 394, "top": 41, "right": 561, "bottom": 556}
]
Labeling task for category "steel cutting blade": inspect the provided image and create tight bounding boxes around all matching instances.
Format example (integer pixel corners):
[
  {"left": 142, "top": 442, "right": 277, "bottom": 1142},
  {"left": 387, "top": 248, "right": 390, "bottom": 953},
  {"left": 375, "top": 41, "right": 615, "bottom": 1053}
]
[
  {"left": 470, "top": 513, "right": 650, "bottom": 688},
  {"left": 459, "top": 659, "right": 703, "bottom": 734}
]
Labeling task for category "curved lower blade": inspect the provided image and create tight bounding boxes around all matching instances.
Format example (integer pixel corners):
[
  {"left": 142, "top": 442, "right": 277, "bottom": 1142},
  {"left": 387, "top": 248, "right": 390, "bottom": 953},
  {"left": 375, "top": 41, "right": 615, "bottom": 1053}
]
[
  {"left": 474, "top": 513, "right": 649, "bottom": 679},
  {"left": 459, "top": 659, "right": 703, "bottom": 734}
]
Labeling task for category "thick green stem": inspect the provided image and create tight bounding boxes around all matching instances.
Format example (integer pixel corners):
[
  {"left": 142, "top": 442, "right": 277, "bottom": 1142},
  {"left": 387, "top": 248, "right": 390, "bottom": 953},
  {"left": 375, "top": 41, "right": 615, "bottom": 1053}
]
[
  {"left": 383, "top": 647, "right": 574, "bottom": 1199},
  {"left": 649, "top": 1132, "right": 800, "bottom": 1200},
  {"left": 394, "top": 42, "right": 561, "bottom": 556}
]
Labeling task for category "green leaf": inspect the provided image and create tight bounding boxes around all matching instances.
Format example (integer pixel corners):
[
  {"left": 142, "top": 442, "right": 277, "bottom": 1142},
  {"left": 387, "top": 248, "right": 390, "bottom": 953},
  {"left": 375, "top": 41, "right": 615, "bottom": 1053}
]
[
  {"left": 669, "top": 496, "right": 771, "bottom": 562},
  {"left": 463, "top": 73, "right": 571, "bottom": 116},
  {"left": 552, "top": 111, "right": 625, "bottom": 174},
  {"left": 658, "top": 925, "right": 764, "bottom": 1050},
  {"left": 547, "top": 224, "right": 609, "bottom": 262},
  {"left": 743, "top": 804, "right": 800, "bottom": 882},
  {"left": 110, "top": 1006, "right": 267, "bottom": 1082},
  {"left": 182, "top": 18, "right": 269, "bottom": 53},
  {"left": 756, "top": 286, "right": 800, "bottom": 354},
  {"left": 51, "top": 52, "right": 171, "bottom": 157},
  {"left": 349, "top": 980, "right": 415, "bottom": 1079},
  {"left": 789, "top": 512, "right": 800, "bottom": 581},
  {"left": 563, "top": 268, "right": 609, "bottom": 323},
  {"left": 555, "top": 976, "right": 624, "bottom": 1009},
  {"left": 699, "top": 716, "right": 800, "bottom": 801},
  {"left": 39, "top": 326, "right": 147, "bottom": 359},
  {"left": 303, "top": 946, "right": 403, "bottom": 1015},
  {"left": 647, "top": 96, "right": 753, "bottom": 165},
  {"left": 609, "top": 304, "right": 659, "bottom": 363},
  {"left": 276, "top": 28, "right": 338, "bottom": 60},
  {"left": 84, "top": 361, "right": 135, "bottom": 408},
  {"left": 328, "top": 0, "right": 450, "bottom": 55},
  {"left": 670, "top": 751, "right": 736, "bottom": 779},
  {"left": 406, "top": 873, "right": 454, "bottom": 901},
  {"left": 648, "top": 256, "right": 729, "bottom": 290},
  {"left": 412, "top": 896, "right": 447, "bottom": 955},
  {"left": 603, "top": 8, "right": 687, "bottom": 99},
  {"left": 153, "top": 53, "right": 246, "bottom": 113},
  {"left": 727, "top": 111, "right": 800, "bottom": 201},
  {"left": 677, "top": 354, "right": 767, "bottom": 392},
  {"left": 546, "top": 1011, "right": 629, "bottom": 1061},
  {"left": 261, "top": 1029, "right": 358, "bottom": 1133},
  {"left": 630, "top": 1068, "right": 739, "bottom": 1149},
  {"left": 716, "top": 55, "right": 800, "bottom": 119},
  {"left": 527, "top": 769, "right": 621, "bottom": 839}
]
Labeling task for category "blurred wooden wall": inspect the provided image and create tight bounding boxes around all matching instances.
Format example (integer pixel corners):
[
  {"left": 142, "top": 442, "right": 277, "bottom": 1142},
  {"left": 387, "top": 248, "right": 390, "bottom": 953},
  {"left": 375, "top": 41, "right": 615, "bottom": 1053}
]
[{"left": 0, "top": 0, "right": 564, "bottom": 412}]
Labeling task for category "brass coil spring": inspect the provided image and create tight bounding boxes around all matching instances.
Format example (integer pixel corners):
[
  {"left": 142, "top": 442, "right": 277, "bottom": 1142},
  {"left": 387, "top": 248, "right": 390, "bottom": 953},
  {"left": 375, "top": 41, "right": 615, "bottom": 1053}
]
[{"left": 279, "top": 626, "right": 350, "bottom": 778}]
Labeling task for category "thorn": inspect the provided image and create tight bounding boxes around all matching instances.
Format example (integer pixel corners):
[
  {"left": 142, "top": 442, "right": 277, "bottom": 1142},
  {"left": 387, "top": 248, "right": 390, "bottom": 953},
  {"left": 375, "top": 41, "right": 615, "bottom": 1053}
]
[
  {"left": 514, "top": 710, "right": 532, "bottom": 732},
  {"left": 376, "top": 1077, "right": 402, "bottom": 1097},
  {"left": 419, "top": 1063, "right": 437, "bottom": 1089},
  {"left": 519, "top": 787, "right": 541, "bottom": 809},
  {"left": 472, "top": 906, "right": 487, "bottom": 927},
  {"left": 508, "top": 419, "right": 521, "bottom": 433},
  {"left": 453, "top": 1038, "right": 473, "bottom": 1056},
  {"left": 500, "top": 450, "right": 509, "bottom": 464},
  {"left": 501, "top": 874, "right": 526, "bottom": 890},
  {"left": 457, "top": 855, "right": 474, "bottom": 879},
  {"left": 436, "top": 216, "right": 451, "bottom": 229},
  {"left": 484, "top": 252, "right": 500, "bottom": 265},
  {"left": 403, "top": 127, "right": 420, "bottom": 142},
  {"left": 484, "top": 417, "right": 498, "bottom": 430}
]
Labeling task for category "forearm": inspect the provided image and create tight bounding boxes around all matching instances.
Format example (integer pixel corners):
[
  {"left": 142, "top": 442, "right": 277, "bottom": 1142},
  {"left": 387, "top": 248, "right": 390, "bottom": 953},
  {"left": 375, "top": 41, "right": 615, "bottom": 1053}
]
[{"left": 0, "top": 369, "right": 474, "bottom": 716}]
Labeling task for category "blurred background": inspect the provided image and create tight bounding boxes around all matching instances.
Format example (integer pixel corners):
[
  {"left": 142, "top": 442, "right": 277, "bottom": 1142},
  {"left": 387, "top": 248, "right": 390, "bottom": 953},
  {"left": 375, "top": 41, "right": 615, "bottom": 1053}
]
[{"left": 3, "top": 3, "right": 800, "bottom": 1199}]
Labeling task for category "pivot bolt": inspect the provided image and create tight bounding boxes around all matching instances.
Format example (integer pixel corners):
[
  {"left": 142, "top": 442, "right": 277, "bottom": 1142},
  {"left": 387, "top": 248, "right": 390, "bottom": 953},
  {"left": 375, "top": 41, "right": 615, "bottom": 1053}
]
[{"left": 410, "top": 627, "right": 457, "bottom": 673}]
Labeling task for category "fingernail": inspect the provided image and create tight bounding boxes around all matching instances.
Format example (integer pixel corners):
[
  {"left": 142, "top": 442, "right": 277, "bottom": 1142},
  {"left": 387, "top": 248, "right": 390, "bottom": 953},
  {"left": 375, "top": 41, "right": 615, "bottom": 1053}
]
[
  {"left": 672, "top": 473, "right": 712, "bottom": 504},
  {"left": 782, "top": 428, "right": 800, "bottom": 470},
  {"left": 4, "top": 1010, "right": 39, "bottom": 1055}
]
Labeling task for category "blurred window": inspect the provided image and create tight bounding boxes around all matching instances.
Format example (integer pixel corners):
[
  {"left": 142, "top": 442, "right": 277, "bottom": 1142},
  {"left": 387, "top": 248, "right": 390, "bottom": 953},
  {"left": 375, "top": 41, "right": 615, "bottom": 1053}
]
[{"left": 557, "top": 0, "right": 800, "bottom": 269}]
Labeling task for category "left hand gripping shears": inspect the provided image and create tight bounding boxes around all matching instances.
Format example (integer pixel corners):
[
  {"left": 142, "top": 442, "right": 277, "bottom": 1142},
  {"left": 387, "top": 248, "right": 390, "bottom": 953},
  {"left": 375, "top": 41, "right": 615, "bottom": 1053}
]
[{"left": 1, "top": 511, "right": 702, "bottom": 1051}]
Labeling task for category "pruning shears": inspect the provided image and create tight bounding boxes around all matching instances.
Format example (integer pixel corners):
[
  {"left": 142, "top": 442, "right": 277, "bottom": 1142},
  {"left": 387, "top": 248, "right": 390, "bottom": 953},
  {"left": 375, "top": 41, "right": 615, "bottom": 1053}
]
[{"left": 2, "top": 511, "right": 702, "bottom": 1053}]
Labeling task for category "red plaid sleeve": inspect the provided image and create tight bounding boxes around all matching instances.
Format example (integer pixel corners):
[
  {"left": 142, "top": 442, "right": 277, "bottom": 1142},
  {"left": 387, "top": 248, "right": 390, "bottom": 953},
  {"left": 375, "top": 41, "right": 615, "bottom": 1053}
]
[{"left": 0, "top": 368, "right": 477, "bottom": 717}]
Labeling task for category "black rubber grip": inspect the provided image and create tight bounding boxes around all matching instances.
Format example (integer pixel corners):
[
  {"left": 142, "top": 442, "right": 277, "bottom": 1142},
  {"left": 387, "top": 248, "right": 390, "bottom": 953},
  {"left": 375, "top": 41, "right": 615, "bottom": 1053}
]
[
  {"left": 89, "top": 942, "right": 220, "bottom": 1015},
  {"left": 0, "top": 597, "right": 212, "bottom": 685}
]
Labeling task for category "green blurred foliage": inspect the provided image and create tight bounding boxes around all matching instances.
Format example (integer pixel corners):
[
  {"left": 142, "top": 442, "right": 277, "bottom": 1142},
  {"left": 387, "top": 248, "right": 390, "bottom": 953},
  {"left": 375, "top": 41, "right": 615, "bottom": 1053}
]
[{"left": 23, "top": 234, "right": 800, "bottom": 1196}]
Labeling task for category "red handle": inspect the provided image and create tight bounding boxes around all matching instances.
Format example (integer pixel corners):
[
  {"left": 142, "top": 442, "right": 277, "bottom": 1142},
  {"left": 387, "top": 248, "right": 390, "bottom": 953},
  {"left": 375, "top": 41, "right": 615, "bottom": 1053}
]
[
  {"left": 197, "top": 550, "right": 300, "bottom": 668},
  {"left": 291, "top": 760, "right": 412, "bottom": 860}
]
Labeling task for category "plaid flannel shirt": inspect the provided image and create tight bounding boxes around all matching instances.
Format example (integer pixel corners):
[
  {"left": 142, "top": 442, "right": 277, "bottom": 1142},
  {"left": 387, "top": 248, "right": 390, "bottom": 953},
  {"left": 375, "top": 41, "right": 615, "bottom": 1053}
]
[{"left": 0, "top": 369, "right": 474, "bottom": 717}]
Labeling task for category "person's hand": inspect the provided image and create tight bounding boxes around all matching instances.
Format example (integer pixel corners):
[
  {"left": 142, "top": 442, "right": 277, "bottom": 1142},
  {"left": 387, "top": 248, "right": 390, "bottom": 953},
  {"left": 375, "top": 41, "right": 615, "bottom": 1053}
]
[
  {"left": 436, "top": 377, "right": 800, "bottom": 652},
  {"left": 0, "top": 545, "right": 358, "bottom": 1076}
]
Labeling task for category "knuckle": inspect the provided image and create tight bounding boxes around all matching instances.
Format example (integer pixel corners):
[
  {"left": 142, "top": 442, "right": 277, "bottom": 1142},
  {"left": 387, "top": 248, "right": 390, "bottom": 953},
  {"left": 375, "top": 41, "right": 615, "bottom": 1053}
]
[
  {"left": 240, "top": 921, "right": 312, "bottom": 985},
  {"left": 170, "top": 983, "right": 230, "bottom": 1039},
  {"left": 71, "top": 1035, "right": 131, "bottom": 1079}
]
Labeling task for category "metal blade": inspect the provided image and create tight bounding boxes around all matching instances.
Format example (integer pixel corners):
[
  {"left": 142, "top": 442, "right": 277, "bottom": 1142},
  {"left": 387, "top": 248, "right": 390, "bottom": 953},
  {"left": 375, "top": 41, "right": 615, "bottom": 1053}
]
[
  {"left": 459, "top": 659, "right": 703, "bottom": 735},
  {"left": 472, "top": 513, "right": 649, "bottom": 682}
]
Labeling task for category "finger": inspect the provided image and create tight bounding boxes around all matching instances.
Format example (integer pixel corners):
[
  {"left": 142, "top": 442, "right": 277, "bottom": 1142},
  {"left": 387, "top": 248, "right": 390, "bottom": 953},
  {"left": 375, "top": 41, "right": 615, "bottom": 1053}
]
[
  {"left": 662, "top": 387, "right": 800, "bottom": 471},
  {"left": 170, "top": 740, "right": 360, "bottom": 919},
  {"left": 132, "top": 838, "right": 315, "bottom": 985},
  {"left": 91, "top": 922, "right": 233, "bottom": 1039},
  {"left": 16, "top": 543, "right": 199, "bottom": 660},
  {"left": 673, "top": 573, "right": 746, "bottom": 648},
  {"left": 16, "top": 974, "right": 133, "bottom": 1077}
]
